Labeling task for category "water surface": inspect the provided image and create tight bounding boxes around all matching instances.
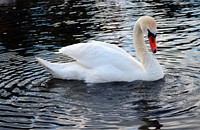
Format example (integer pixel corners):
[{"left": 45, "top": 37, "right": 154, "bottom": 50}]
[{"left": 0, "top": 0, "right": 200, "bottom": 129}]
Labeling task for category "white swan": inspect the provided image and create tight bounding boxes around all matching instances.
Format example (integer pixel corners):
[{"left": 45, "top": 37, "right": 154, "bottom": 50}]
[{"left": 36, "top": 16, "right": 164, "bottom": 83}]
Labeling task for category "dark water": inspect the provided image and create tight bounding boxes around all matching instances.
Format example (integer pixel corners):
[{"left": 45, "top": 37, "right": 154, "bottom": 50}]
[{"left": 0, "top": 0, "right": 200, "bottom": 129}]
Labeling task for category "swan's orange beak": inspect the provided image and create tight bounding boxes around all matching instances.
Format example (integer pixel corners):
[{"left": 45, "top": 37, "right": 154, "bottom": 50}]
[{"left": 148, "top": 36, "right": 157, "bottom": 53}]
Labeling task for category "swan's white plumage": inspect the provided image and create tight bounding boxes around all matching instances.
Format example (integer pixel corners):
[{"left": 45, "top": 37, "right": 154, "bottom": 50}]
[
  {"left": 36, "top": 41, "right": 145, "bottom": 83},
  {"left": 36, "top": 16, "right": 164, "bottom": 83},
  {"left": 59, "top": 41, "right": 142, "bottom": 69}
]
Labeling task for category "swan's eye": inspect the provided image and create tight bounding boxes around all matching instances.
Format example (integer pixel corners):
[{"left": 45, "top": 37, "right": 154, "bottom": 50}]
[{"left": 147, "top": 29, "right": 156, "bottom": 38}]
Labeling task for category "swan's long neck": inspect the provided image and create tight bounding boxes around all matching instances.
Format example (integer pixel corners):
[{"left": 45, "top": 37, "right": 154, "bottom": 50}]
[
  {"left": 133, "top": 21, "right": 149, "bottom": 64},
  {"left": 133, "top": 20, "right": 164, "bottom": 80}
]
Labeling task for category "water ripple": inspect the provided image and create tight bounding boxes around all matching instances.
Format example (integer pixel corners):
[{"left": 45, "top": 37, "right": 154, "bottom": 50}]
[{"left": 0, "top": 0, "right": 199, "bottom": 130}]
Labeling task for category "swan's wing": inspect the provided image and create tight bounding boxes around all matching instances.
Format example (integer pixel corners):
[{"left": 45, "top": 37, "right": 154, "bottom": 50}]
[
  {"left": 87, "top": 41, "right": 130, "bottom": 56},
  {"left": 59, "top": 41, "right": 142, "bottom": 69}
]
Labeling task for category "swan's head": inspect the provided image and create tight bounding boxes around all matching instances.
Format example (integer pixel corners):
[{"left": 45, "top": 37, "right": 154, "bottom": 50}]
[{"left": 137, "top": 16, "right": 157, "bottom": 53}]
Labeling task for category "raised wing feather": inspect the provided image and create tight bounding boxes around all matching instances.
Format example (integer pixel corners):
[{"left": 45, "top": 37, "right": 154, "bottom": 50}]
[{"left": 59, "top": 41, "right": 142, "bottom": 69}]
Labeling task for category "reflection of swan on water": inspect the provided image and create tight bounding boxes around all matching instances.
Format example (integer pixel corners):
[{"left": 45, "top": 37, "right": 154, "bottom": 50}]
[
  {"left": 45, "top": 78, "right": 164, "bottom": 129},
  {"left": 36, "top": 16, "right": 164, "bottom": 83}
]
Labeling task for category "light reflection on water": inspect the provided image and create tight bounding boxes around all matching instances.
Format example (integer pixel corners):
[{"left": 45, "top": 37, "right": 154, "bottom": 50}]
[{"left": 0, "top": 0, "right": 199, "bottom": 130}]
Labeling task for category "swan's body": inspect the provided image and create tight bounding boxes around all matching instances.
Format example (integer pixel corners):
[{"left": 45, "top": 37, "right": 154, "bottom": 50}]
[{"left": 36, "top": 16, "right": 164, "bottom": 83}]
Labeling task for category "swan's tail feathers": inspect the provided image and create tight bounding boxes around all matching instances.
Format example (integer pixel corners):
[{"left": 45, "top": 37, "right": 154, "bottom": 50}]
[
  {"left": 54, "top": 51, "right": 62, "bottom": 54},
  {"left": 35, "top": 57, "right": 86, "bottom": 80},
  {"left": 35, "top": 57, "right": 55, "bottom": 74}
]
